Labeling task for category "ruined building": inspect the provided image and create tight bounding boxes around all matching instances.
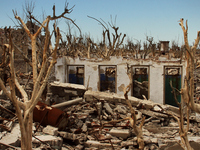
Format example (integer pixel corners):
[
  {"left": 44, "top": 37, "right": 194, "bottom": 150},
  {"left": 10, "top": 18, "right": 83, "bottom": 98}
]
[{"left": 55, "top": 41, "right": 187, "bottom": 107}]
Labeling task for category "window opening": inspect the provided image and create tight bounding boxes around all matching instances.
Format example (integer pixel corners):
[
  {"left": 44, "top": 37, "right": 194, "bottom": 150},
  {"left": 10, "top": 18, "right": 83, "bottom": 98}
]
[
  {"left": 100, "top": 66, "right": 116, "bottom": 93},
  {"left": 68, "top": 66, "right": 84, "bottom": 85},
  {"left": 132, "top": 67, "right": 149, "bottom": 99},
  {"left": 165, "top": 67, "right": 181, "bottom": 107}
]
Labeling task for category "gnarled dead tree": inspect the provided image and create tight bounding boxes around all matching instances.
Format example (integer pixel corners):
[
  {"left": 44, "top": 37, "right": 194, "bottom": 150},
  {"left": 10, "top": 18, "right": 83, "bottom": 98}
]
[
  {"left": 88, "top": 15, "right": 126, "bottom": 58},
  {"left": 169, "top": 81, "right": 193, "bottom": 150},
  {"left": 123, "top": 73, "right": 145, "bottom": 150},
  {"left": 0, "top": 3, "right": 78, "bottom": 150},
  {"left": 179, "top": 18, "right": 200, "bottom": 113},
  {"left": 168, "top": 18, "right": 200, "bottom": 150}
]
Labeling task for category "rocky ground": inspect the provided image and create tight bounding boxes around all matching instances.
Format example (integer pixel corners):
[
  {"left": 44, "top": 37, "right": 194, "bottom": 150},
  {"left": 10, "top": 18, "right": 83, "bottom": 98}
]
[{"left": 0, "top": 82, "right": 200, "bottom": 150}]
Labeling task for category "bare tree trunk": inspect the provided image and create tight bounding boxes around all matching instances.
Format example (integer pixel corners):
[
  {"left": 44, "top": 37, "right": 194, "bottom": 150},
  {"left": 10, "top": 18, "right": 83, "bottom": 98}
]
[
  {"left": 0, "top": 4, "right": 79, "bottom": 149},
  {"left": 0, "top": 15, "right": 58, "bottom": 150},
  {"left": 123, "top": 74, "right": 145, "bottom": 150},
  {"left": 87, "top": 38, "right": 91, "bottom": 59},
  {"left": 31, "top": 37, "right": 38, "bottom": 84},
  {"left": 179, "top": 19, "right": 200, "bottom": 113}
]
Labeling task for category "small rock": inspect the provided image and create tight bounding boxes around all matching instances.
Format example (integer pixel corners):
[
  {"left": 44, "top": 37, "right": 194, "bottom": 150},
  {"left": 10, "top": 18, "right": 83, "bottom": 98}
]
[
  {"left": 151, "top": 119, "right": 160, "bottom": 123},
  {"left": 169, "top": 122, "right": 179, "bottom": 127},
  {"left": 0, "top": 123, "right": 21, "bottom": 147},
  {"left": 143, "top": 136, "right": 151, "bottom": 144},
  {"left": 75, "top": 119, "right": 83, "bottom": 128},
  {"left": 104, "top": 102, "right": 114, "bottom": 115},
  {"left": 136, "top": 110, "right": 142, "bottom": 120},
  {"left": 75, "top": 144, "right": 84, "bottom": 150},
  {"left": 42, "top": 125, "right": 58, "bottom": 136},
  {"left": 97, "top": 102, "right": 102, "bottom": 115},
  {"left": 144, "top": 145, "right": 149, "bottom": 150},
  {"left": 150, "top": 138, "right": 158, "bottom": 144},
  {"left": 109, "top": 128, "right": 130, "bottom": 140},
  {"left": 150, "top": 144, "right": 159, "bottom": 150},
  {"left": 82, "top": 123, "right": 87, "bottom": 132},
  {"left": 153, "top": 105, "right": 162, "bottom": 111},
  {"left": 114, "top": 105, "right": 127, "bottom": 114}
]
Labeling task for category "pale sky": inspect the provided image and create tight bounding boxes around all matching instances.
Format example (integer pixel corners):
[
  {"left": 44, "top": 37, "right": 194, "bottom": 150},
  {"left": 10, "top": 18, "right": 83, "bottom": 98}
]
[{"left": 1, "top": 0, "right": 200, "bottom": 46}]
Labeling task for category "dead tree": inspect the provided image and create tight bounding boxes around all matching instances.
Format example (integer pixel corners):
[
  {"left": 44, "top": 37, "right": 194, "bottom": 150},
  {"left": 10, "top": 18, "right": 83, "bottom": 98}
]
[
  {"left": 169, "top": 81, "right": 193, "bottom": 150},
  {"left": 143, "top": 36, "right": 156, "bottom": 58},
  {"left": 88, "top": 15, "right": 126, "bottom": 58},
  {"left": 58, "top": 19, "right": 84, "bottom": 58},
  {"left": 0, "top": 44, "right": 10, "bottom": 85},
  {"left": 0, "top": 3, "right": 78, "bottom": 150},
  {"left": 123, "top": 74, "right": 145, "bottom": 150},
  {"left": 169, "top": 18, "right": 200, "bottom": 150},
  {"left": 179, "top": 18, "right": 200, "bottom": 113},
  {"left": 125, "top": 39, "right": 141, "bottom": 58}
]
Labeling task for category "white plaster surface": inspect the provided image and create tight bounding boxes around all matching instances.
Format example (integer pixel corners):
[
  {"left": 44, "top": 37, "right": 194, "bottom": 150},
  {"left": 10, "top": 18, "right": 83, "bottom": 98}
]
[
  {"left": 55, "top": 56, "right": 187, "bottom": 105},
  {"left": 55, "top": 57, "right": 65, "bottom": 83}
]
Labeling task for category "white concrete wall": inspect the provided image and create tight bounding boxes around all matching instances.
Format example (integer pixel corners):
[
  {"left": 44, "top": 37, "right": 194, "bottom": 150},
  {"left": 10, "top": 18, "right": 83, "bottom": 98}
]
[
  {"left": 85, "top": 64, "right": 99, "bottom": 91},
  {"left": 55, "top": 57, "right": 66, "bottom": 83},
  {"left": 149, "top": 63, "right": 164, "bottom": 104},
  {"left": 116, "top": 63, "right": 130, "bottom": 95},
  {"left": 55, "top": 56, "right": 187, "bottom": 104}
]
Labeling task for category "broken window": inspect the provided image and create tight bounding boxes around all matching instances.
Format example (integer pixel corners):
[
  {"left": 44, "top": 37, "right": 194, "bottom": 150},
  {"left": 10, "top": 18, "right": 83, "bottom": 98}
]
[
  {"left": 99, "top": 66, "right": 116, "bottom": 93},
  {"left": 132, "top": 66, "right": 149, "bottom": 99},
  {"left": 165, "top": 67, "right": 181, "bottom": 107},
  {"left": 68, "top": 66, "right": 84, "bottom": 85}
]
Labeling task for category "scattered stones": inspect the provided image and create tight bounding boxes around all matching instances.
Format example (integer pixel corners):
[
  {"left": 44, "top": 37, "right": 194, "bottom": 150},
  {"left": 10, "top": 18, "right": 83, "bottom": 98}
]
[
  {"left": 0, "top": 123, "right": 21, "bottom": 148},
  {"left": 1, "top": 85, "right": 200, "bottom": 149}
]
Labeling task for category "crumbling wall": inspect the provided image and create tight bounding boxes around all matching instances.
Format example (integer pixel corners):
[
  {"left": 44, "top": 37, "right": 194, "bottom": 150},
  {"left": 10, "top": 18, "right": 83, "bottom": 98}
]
[
  {"left": 117, "top": 64, "right": 130, "bottom": 93},
  {"left": 149, "top": 63, "right": 164, "bottom": 104},
  {"left": 55, "top": 57, "right": 66, "bottom": 83},
  {"left": 55, "top": 56, "right": 187, "bottom": 105}
]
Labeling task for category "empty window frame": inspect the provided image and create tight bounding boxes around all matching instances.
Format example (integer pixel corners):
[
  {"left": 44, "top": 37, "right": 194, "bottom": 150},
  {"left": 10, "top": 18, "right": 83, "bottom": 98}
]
[
  {"left": 68, "top": 65, "right": 84, "bottom": 85},
  {"left": 164, "top": 67, "right": 181, "bottom": 107},
  {"left": 99, "top": 66, "right": 116, "bottom": 93},
  {"left": 132, "top": 66, "right": 149, "bottom": 99}
]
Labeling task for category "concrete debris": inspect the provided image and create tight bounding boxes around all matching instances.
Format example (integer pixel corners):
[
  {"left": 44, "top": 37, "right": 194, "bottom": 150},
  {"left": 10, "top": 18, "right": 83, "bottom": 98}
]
[
  {"left": 1, "top": 83, "right": 200, "bottom": 149},
  {"left": 114, "top": 105, "right": 127, "bottom": 114},
  {"left": 50, "top": 82, "right": 86, "bottom": 98},
  {"left": 32, "top": 135, "right": 63, "bottom": 149},
  {"left": 84, "top": 90, "right": 180, "bottom": 115},
  {"left": 0, "top": 123, "right": 21, "bottom": 148},
  {"left": 103, "top": 102, "right": 114, "bottom": 115},
  {"left": 84, "top": 140, "right": 119, "bottom": 149},
  {"left": 109, "top": 128, "right": 131, "bottom": 140},
  {"left": 42, "top": 125, "right": 58, "bottom": 136},
  {"left": 51, "top": 97, "right": 83, "bottom": 108}
]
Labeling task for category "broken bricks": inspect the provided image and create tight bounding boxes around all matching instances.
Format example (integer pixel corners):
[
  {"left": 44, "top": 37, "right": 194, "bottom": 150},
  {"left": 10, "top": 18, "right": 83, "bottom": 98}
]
[{"left": 2, "top": 87, "right": 200, "bottom": 149}]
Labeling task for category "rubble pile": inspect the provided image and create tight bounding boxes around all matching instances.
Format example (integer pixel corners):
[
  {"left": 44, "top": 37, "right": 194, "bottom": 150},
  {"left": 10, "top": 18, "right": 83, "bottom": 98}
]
[{"left": 1, "top": 83, "right": 200, "bottom": 149}]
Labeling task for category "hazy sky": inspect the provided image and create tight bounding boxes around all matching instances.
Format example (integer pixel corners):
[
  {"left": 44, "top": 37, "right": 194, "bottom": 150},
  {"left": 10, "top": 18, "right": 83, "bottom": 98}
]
[{"left": 1, "top": 0, "right": 200, "bottom": 46}]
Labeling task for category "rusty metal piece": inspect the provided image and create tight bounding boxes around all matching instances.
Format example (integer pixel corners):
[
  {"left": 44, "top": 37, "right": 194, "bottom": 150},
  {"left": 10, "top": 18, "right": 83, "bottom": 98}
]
[{"left": 33, "top": 101, "right": 64, "bottom": 127}]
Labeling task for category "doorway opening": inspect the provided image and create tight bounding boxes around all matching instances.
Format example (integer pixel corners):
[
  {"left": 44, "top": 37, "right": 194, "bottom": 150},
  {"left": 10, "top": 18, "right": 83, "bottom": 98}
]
[
  {"left": 164, "top": 67, "right": 181, "bottom": 107},
  {"left": 132, "top": 66, "right": 149, "bottom": 99}
]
